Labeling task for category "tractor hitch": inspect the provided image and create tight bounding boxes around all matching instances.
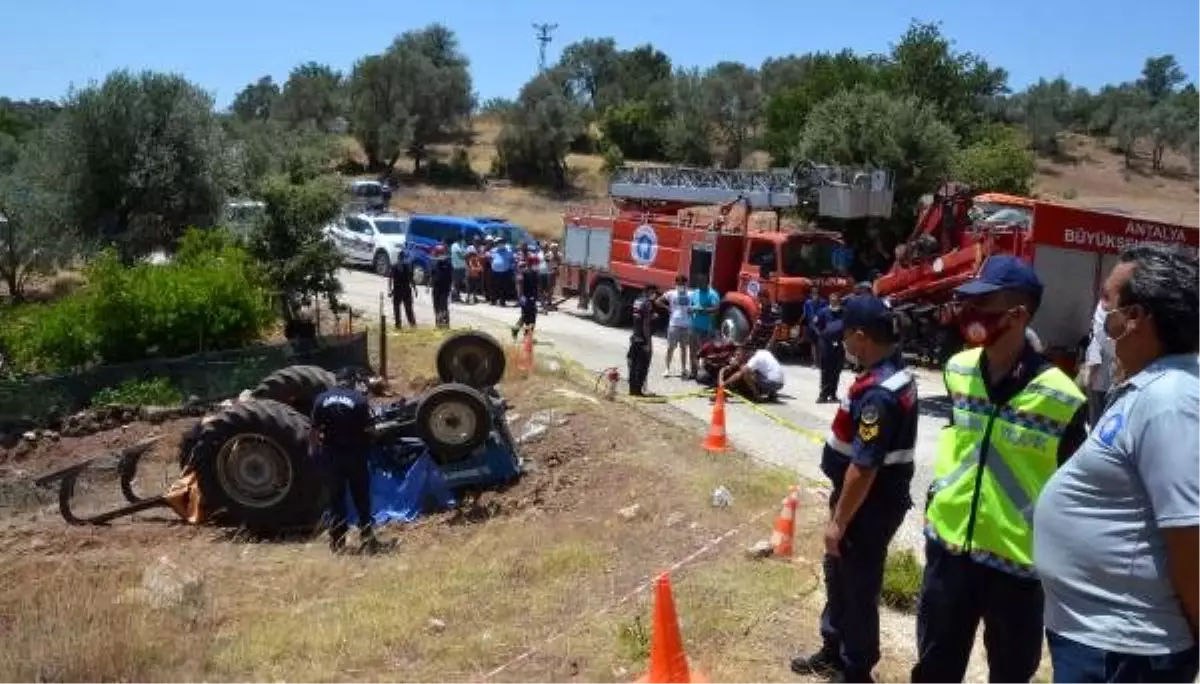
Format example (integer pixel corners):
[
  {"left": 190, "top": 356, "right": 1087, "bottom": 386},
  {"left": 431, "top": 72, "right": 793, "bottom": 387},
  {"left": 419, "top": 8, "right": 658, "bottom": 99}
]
[{"left": 34, "top": 436, "right": 170, "bottom": 525}]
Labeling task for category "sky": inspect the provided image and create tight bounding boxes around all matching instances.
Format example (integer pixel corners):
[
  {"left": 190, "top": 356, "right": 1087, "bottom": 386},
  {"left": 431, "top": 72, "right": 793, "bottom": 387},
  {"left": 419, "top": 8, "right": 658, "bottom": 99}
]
[{"left": 1, "top": 0, "right": 1197, "bottom": 108}]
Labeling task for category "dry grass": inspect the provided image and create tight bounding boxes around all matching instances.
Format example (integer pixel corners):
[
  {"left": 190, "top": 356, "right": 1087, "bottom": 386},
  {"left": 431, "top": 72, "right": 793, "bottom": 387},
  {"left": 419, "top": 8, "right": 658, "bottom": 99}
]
[
  {"left": 2, "top": 326, "right": 899, "bottom": 682},
  {"left": 1034, "top": 133, "right": 1198, "bottom": 226}
]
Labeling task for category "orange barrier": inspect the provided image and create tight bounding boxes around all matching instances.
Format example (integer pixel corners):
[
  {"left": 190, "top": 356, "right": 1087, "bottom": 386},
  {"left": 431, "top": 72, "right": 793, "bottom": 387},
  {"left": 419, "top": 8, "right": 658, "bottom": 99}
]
[
  {"left": 516, "top": 329, "right": 534, "bottom": 373},
  {"left": 701, "top": 385, "right": 729, "bottom": 452},
  {"left": 636, "top": 573, "right": 709, "bottom": 683},
  {"left": 769, "top": 486, "right": 800, "bottom": 558}
]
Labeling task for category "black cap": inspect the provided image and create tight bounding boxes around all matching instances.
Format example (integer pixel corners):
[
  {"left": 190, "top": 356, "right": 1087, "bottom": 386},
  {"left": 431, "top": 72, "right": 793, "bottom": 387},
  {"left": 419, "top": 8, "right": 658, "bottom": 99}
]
[
  {"left": 842, "top": 294, "right": 893, "bottom": 331},
  {"left": 955, "top": 255, "right": 1043, "bottom": 300}
]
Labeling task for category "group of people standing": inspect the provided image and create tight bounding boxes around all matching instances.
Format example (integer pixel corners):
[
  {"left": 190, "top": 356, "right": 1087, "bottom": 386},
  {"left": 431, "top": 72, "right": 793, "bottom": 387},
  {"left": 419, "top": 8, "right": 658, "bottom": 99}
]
[
  {"left": 625, "top": 273, "right": 723, "bottom": 396},
  {"left": 793, "top": 245, "right": 1198, "bottom": 684},
  {"left": 386, "top": 236, "right": 563, "bottom": 332}
]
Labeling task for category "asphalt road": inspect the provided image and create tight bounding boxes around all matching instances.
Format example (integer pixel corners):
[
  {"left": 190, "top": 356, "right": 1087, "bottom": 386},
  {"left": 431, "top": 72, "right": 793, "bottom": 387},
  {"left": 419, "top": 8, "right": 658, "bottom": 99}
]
[{"left": 338, "top": 268, "right": 953, "bottom": 551}]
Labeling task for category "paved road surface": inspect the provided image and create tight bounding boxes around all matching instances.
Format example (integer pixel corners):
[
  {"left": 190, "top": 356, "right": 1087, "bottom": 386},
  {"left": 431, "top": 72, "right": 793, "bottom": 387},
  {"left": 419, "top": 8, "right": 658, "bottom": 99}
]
[{"left": 338, "top": 268, "right": 954, "bottom": 551}]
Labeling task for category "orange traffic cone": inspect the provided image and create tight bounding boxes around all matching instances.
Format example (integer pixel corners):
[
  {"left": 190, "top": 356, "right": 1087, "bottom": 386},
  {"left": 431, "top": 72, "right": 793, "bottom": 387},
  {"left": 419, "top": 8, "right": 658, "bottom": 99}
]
[
  {"left": 636, "top": 573, "right": 708, "bottom": 683},
  {"left": 516, "top": 329, "right": 534, "bottom": 372},
  {"left": 769, "top": 486, "right": 800, "bottom": 558},
  {"left": 701, "top": 385, "right": 729, "bottom": 452}
]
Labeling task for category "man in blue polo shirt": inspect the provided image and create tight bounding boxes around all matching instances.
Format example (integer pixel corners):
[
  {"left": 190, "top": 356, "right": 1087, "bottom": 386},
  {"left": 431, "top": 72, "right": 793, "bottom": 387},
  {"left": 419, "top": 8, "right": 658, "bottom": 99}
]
[
  {"left": 490, "top": 240, "right": 515, "bottom": 306},
  {"left": 688, "top": 274, "right": 721, "bottom": 380},
  {"left": 1034, "top": 243, "right": 1199, "bottom": 683}
]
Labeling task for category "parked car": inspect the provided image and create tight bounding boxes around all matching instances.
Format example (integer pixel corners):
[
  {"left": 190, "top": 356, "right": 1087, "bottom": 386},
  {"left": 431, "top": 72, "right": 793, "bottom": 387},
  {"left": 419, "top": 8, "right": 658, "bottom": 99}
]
[
  {"left": 327, "top": 212, "right": 409, "bottom": 275},
  {"left": 347, "top": 180, "right": 390, "bottom": 213}
]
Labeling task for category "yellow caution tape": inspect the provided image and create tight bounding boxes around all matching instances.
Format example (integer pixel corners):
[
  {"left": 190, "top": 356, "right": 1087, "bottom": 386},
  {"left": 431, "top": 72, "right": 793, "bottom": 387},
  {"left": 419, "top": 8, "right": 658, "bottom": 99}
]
[{"left": 720, "top": 387, "right": 827, "bottom": 446}]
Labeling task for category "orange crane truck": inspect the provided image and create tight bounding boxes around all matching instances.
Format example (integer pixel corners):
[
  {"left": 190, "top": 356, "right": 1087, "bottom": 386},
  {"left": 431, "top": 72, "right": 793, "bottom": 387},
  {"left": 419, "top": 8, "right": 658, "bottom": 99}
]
[
  {"left": 875, "top": 183, "right": 1199, "bottom": 372},
  {"left": 556, "top": 164, "right": 895, "bottom": 351}
]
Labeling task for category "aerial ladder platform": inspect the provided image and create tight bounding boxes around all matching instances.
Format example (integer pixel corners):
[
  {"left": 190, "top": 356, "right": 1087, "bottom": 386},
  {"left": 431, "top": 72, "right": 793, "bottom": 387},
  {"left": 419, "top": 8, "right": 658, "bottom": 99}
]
[{"left": 607, "top": 163, "right": 896, "bottom": 219}]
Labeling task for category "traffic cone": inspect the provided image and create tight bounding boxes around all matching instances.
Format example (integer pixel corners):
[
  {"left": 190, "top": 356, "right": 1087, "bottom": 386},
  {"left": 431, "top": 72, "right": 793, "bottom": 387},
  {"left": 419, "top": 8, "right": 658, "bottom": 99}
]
[
  {"left": 701, "top": 385, "right": 729, "bottom": 452},
  {"left": 769, "top": 486, "right": 800, "bottom": 558},
  {"left": 636, "top": 573, "right": 708, "bottom": 683},
  {"left": 516, "top": 329, "right": 534, "bottom": 372}
]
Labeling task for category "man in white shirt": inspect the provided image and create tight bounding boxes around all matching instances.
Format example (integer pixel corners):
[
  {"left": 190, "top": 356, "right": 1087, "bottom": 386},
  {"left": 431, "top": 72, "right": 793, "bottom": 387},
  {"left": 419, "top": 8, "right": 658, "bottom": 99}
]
[
  {"left": 657, "top": 274, "right": 693, "bottom": 377},
  {"left": 719, "top": 346, "right": 785, "bottom": 401},
  {"left": 1078, "top": 301, "right": 1115, "bottom": 427}
]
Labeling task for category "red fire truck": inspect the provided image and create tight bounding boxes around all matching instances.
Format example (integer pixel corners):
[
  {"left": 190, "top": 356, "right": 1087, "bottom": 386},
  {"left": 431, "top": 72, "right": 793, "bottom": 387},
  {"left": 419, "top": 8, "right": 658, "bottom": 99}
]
[
  {"left": 557, "top": 164, "right": 895, "bottom": 348},
  {"left": 875, "top": 183, "right": 1199, "bottom": 371}
]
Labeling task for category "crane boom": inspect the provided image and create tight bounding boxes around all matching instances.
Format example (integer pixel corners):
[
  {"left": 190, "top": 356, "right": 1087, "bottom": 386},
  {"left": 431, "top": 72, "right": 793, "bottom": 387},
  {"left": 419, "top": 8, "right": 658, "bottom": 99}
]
[{"left": 607, "top": 163, "right": 896, "bottom": 218}]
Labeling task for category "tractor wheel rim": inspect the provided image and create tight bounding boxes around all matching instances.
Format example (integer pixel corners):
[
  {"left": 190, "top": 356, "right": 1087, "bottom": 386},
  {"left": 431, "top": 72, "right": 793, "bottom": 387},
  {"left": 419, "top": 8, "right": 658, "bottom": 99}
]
[
  {"left": 215, "top": 434, "right": 294, "bottom": 509},
  {"left": 720, "top": 318, "right": 739, "bottom": 342},
  {"left": 428, "top": 402, "right": 478, "bottom": 445}
]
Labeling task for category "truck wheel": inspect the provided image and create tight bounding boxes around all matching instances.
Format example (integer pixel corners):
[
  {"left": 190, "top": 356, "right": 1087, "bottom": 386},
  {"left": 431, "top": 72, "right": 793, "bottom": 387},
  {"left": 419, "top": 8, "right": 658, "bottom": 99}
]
[
  {"left": 189, "top": 399, "right": 327, "bottom": 532},
  {"left": 251, "top": 365, "right": 335, "bottom": 415},
  {"left": 416, "top": 383, "right": 491, "bottom": 464},
  {"left": 373, "top": 250, "right": 391, "bottom": 276},
  {"left": 591, "top": 281, "right": 623, "bottom": 327},
  {"left": 718, "top": 306, "right": 751, "bottom": 344},
  {"left": 436, "top": 331, "right": 506, "bottom": 388}
]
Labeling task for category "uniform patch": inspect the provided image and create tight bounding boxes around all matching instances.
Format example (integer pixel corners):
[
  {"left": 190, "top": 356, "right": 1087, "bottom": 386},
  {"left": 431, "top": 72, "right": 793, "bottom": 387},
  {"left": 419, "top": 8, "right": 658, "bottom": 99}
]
[
  {"left": 858, "top": 421, "right": 880, "bottom": 442},
  {"left": 1098, "top": 413, "right": 1124, "bottom": 446},
  {"left": 860, "top": 403, "right": 880, "bottom": 425}
]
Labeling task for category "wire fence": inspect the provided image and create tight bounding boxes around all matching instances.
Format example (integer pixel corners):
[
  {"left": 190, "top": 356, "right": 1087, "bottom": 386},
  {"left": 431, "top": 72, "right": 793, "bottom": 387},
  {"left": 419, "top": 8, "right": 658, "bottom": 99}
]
[{"left": 0, "top": 332, "right": 370, "bottom": 431}]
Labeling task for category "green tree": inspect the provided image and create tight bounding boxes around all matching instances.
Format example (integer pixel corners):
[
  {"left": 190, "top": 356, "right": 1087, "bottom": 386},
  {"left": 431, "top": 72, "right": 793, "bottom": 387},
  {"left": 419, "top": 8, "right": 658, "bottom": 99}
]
[
  {"left": 348, "top": 53, "right": 411, "bottom": 170},
  {"left": 57, "top": 70, "right": 230, "bottom": 258},
  {"left": 951, "top": 125, "right": 1036, "bottom": 195},
  {"left": 493, "top": 70, "right": 584, "bottom": 190},
  {"left": 0, "top": 126, "right": 79, "bottom": 301},
  {"left": 223, "top": 119, "right": 338, "bottom": 197},
  {"left": 762, "top": 51, "right": 884, "bottom": 163},
  {"left": 277, "top": 62, "right": 345, "bottom": 131},
  {"left": 230, "top": 75, "right": 280, "bottom": 122},
  {"left": 250, "top": 172, "right": 344, "bottom": 322},
  {"left": 1112, "top": 108, "right": 1149, "bottom": 166},
  {"left": 883, "top": 21, "right": 1008, "bottom": 143},
  {"left": 1139, "top": 55, "right": 1187, "bottom": 105},
  {"left": 557, "top": 37, "right": 623, "bottom": 111},
  {"left": 798, "top": 87, "right": 958, "bottom": 222},
  {"left": 701, "top": 62, "right": 763, "bottom": 168},
  {"left": 599, "top": 101, "right": 665, "bottom": 159},
  {"left": 663, "top": 68, "right": 712, "bottom": 166}
]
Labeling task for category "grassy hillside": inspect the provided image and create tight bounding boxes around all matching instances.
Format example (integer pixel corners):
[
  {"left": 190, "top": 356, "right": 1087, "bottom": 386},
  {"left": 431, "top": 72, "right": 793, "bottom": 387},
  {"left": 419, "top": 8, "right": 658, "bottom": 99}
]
[{"left": 356, "top": 119, "right": 1198, "bottom": 240}]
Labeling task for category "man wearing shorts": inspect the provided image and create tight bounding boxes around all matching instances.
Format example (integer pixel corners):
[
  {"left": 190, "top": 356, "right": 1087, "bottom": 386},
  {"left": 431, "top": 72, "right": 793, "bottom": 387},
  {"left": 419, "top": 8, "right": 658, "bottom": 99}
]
[
  {"left": 658, "top": 274, "right": 692, "bottom": 378},
  {"left": 689, "top": 274, "right": 721, "bottom": 380},
  {"left": 720, "top": 346, "right": 785, "bottom": 402}
]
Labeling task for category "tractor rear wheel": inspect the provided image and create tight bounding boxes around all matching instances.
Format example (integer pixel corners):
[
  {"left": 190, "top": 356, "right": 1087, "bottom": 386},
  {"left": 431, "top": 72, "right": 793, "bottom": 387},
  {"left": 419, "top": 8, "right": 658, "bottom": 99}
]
[
  {"left": 188, "top": 399, "right": 327, "bottom": 532},
  {"left": 251, "top": 365, "right": 335, "bottom": 415},
  {"left": 436, "top": 331, "right": 506, "bottom": 388},
  {"left": 415, "top": 384, "right": 492, "bottom": 464}
]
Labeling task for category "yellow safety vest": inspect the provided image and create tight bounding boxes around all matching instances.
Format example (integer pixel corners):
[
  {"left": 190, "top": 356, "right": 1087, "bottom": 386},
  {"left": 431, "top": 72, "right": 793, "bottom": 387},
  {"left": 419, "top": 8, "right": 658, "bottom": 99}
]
[{"left": 926, "top": 347, "right": 1085, "bottom": 572}]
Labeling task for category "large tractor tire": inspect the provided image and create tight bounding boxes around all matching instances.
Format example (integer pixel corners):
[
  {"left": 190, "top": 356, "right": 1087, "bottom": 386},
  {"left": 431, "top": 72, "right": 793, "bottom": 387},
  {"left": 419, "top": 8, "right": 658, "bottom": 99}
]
[
  {"left": 416, "top": 384, "right": 492, "bottom": 464},
  {"left": 251, "top": 365, "right": 335, "bottom": 415},
  {"left": 436, "top": 331, "right": 507, "bottom": 389},
  {"left": 188, "top": 399, "right": 327, "bottom": 532},
  {"left": 590, "top": 281, "right": 623, "bottom": 327}
]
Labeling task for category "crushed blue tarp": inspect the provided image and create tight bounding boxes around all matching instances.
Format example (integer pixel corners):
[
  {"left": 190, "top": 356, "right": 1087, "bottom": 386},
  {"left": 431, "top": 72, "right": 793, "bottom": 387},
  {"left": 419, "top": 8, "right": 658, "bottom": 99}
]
[{"left": 343, "top": 451, "right": 457, "bottom": 526}]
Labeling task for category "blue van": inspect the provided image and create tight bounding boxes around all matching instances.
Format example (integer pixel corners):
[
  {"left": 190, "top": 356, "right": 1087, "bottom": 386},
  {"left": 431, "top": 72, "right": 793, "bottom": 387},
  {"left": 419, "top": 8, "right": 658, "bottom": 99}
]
[{"left": 404, "top": 215, "right": 539, "bottom": 284}]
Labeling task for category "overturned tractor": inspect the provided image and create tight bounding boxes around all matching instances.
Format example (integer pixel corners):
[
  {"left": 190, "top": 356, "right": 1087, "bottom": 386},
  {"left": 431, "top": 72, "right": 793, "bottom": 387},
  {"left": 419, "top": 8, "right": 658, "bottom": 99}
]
[{"left": 35, "top": 331, "right": 517, "bottom": 533}]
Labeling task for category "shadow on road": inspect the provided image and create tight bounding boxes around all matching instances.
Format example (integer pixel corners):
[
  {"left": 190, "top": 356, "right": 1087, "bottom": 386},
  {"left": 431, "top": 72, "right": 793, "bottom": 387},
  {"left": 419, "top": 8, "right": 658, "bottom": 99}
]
[{"left": 919, "top": 395, "right": 953, "bottom": 420}]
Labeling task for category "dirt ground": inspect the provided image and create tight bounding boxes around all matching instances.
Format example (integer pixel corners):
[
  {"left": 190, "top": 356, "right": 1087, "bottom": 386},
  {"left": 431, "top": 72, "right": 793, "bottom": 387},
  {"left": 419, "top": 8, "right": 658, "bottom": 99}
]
[{"left": 0, "top": 326, "right": 928, "bottom": 682}]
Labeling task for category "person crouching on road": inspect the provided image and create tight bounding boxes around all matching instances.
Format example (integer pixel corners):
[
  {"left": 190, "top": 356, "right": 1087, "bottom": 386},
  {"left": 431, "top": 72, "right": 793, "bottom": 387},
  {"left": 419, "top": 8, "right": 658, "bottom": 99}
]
[
  {"left": 429, "top": 244, "right": 454, "bottom": 329},
  {"left": 718, "top": 345, "right": 784, "bottom": 402},
  {"left": 310, "top": 369, "right": 379, "bottom": 555},
  {"left": 627, "top": 284, "right": 658, "bottom": 397},
  {"left": 512, "top": 251, "right": 541, "bottom": 342},
  {"left": 912, "top": 255, "right": 1088, "bottom": 684},
  {"left": 791, "top": 294, "right": 917, "bottom": 684}
]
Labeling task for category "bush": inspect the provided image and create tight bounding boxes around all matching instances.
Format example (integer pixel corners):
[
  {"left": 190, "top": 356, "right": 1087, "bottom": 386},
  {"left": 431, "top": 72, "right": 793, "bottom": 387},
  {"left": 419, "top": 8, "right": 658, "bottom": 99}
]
[
  {"left": 951, "top": 125, "right": 1036, "bottom": 196},
  {"left": 601, "top": 144, "right": 626, "bottom": 174},
  {"left": 881, "top": 548, "right": 923, "bottom": 612},
  {"left": 0, "top": 230, "right": 275, "bottom": 373},
  {"left": 421, "top": 148, "right": 480, "bottom": 187},
  {"left": 90, "top": 377, "right": 182, "bottom": 407}
]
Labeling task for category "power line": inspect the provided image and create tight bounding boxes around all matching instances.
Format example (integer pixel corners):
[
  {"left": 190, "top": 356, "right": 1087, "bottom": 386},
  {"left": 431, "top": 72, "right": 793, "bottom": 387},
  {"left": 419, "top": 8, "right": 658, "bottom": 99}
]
[{"left": 532, "top": 23, "right": 558, "bottom": 72}]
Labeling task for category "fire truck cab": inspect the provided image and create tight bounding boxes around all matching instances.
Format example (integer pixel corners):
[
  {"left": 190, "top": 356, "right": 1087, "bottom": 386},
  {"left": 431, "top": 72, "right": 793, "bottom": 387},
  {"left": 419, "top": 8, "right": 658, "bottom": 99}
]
[{"left": 558, "top": 164, "right": 896, "bottom": 347}]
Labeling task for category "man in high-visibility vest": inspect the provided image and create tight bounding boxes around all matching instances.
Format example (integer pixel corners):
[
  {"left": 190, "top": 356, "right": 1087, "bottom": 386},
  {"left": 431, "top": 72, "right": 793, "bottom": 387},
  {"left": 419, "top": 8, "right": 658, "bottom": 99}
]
[{"left": 911, "top": 255, "right": 1088, "bottom": 683}]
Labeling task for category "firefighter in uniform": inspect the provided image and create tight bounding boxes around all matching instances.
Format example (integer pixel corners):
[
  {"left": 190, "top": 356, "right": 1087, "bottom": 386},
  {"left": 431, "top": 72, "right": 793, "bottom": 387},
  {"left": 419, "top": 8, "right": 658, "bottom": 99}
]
[
  {"left": 912, "top": 256, "right": 1087, "bottom": 683},
  {"left": 816, "top": 291, "right": 847, "bottom": 402},
  {"left": 627, "top": 284, "right": 658, "bottom": 396},
  {"left": 791, "top": 294, "right": 917, "bottom": 683}
]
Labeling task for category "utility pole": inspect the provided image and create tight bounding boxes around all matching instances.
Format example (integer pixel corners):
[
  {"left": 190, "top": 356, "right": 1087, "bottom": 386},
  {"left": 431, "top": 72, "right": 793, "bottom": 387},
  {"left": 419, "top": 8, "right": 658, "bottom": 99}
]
[{"left": 532, "top": 22, "right": 558, "bottom": 72}]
